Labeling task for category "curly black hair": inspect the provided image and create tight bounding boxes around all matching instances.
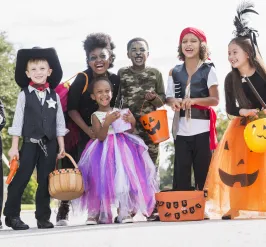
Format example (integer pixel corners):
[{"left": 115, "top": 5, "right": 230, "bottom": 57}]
[
  {"left": 127, "top": 37, "right": 149, "bottom": 51},
  {"left": 177, "top": 41, "right": 210, "bottom": 61},
  {"left": 83, "top": 33, "right": 116, "bottom": 68},
  {"left": 88, "top": 76, "right": 113, "bottom": 94}
]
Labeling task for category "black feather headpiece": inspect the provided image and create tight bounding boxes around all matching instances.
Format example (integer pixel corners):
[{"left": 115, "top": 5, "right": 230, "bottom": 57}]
[{"left": 233, "top": 1, "right": 260, "bottom": 57}]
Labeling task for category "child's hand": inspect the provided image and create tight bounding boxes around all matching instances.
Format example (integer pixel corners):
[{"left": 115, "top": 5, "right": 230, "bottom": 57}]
[
  {"left": 86, "top": 127, "right": 96, "bottom": 139},
  {"left": 181, "top": 98, "right": 196, "bottom": 110},
  {"left": 171, "top": 98, "right": 182, "bottom": 111},
  {"left": 104, "top": 111, "right": 121, "bottom": 125},
  {"left": 8, "top": 147, "right": 19, "bottom": 160},
  {"left": 57, "top": 148, "right": 65, "bottom": 159},
  {"left": 239, "top": 108, "right": 259, "bottom": 118},
  {"left": 123, "top": 110, "right": 135, "bottom": 124},
  {"left": 145, "top": 91, "right": 157, "bottom": 101}
]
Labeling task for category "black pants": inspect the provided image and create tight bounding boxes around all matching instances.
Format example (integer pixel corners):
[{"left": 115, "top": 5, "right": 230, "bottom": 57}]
[
  {"left": 4, "top": 139, "right": 57, "bottom": 221},
  {"left": 61, "top": 136, "right": 88, "bottom": 169},
  {"left": 173, "top": 132, "right": 212, "bottom": 191},
  {"left": 0, "top": 138, "right": 3, "bottom": 217}
]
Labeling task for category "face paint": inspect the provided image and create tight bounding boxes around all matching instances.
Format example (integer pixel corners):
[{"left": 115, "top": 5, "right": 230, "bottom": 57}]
[
  {"left": 88, "top": 48, "right": 111, "bottom": 75},
  {"left": 128, "top": 41, "right": 149, "bottom": 70}
]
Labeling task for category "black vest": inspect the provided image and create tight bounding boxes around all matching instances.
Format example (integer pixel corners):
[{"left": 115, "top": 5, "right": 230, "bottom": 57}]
[
  {"left": 22, "top": 88, "right": 57, "bottom": 140},
  {"left": 172, "top": 63, "right": 214, "bottom": 120}
]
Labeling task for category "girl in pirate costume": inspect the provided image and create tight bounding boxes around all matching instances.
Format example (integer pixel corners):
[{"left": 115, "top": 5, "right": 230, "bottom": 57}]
[
  {"left": 166, "top": 27, "right": 219, "bottom": 207},
  {"left": 3, "top": 47, "right": 68, "bottom": 230},
  {"left": 205, "top": 2, "right": 266, "bottom": 220}
]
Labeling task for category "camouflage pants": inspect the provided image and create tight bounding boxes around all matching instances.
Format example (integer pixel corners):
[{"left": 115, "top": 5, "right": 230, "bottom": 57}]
[{"left": 134, "top": 122, "right": 159, "bottom": 168}]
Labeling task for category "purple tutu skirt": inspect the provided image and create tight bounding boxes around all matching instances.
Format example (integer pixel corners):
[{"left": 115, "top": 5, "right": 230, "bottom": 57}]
[{"left": 75, "top": 132, "right": 158, "bottom": 223}]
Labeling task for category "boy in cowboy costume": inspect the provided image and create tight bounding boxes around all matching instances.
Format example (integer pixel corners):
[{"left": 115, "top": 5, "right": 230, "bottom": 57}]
[{"left": 3, "top": 47, "right": 67, "bottom": 230}]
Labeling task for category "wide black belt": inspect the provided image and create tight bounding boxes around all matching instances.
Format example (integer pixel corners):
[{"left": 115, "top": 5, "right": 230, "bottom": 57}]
[
  {"left": 23, "top": 136, "right": 49, "bottom": 144},
  {"left": 180, "top": 108, "right": 210, "bottom": 120},
  {"left": 23, "top": 136, "right": 49, "bottom": 156}
]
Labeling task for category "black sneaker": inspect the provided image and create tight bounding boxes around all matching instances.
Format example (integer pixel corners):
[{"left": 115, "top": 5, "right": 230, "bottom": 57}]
[
  {"left": 56, "top": 201, "right": 70, "bottom": 226},
  {"left": 0, "top": 219, "right": 2, "bottom": 229},
  {"left": 147, "top": 207, "right": 160, "bottom": 222}
]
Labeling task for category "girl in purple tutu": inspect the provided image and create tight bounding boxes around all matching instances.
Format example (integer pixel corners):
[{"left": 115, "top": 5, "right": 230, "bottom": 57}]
[{"left": 76, "top": 76, "right": 158, "bottom": 224}]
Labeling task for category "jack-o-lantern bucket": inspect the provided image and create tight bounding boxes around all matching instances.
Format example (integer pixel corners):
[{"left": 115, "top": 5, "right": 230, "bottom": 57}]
[
  {"left": 155, "top": 190, "right": 206, "bottom": 222},
  {"left": 244, "top": 118, "right": 266, "bottom": 153},
  {"left": 49, "top": 153, "right": 84, "bottom": 201},
  {"left": 139, "top": 96, "right": 169, "bottom": 144}
]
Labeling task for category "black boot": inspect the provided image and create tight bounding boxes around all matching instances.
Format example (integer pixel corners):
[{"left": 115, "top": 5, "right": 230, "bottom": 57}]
[
  {"left": 56, "top": 201, "right": 70, "bottom": 226},
  {"left": 5, "top": 216, "right": 29, "bottom": 230},
  {"left": 37, "top": 220, "right": 54, "bottom": 229}
]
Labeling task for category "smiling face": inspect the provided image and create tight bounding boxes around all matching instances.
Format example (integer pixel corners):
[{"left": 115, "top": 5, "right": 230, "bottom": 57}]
[
  {"left": 181, "top": 33, "right": 201, "bottom": 59},
  {"left": 206, "top": 117, "right": 266, "bottom": 212},
  {"left": 244, "top": 118, "right": 266, "bottom": 153},
  {"left": 91, "top": 79, "right": 112, "bottom": 108},
  {"left": 142, "top": 116, "right": 161, "bottom": 135},
  {"left": 219, "top": 134, "right": 262, "bottom": 189},
  {"left": 26, "top": 60, "right": 52, "bottom": 85},
  {"left": 127, "top": 41, "right": 149, "bottom": 70},
  {"left": 88, "top": 48, "right": 111, "bottom": 75},
  {"left": 228, "top": 42, "right": 250, "bottom": 69}
]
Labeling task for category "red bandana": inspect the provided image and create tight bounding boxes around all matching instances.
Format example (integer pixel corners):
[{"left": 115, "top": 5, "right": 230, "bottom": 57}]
[
  {"left": 29, "top": 81, "right": 50, "bottom": 91},
  {"left": 179, "top": 27, "right": 207, "bottom": 44},
  {"left": 192, "top": 105, "right": 218, "bottom": 150}
]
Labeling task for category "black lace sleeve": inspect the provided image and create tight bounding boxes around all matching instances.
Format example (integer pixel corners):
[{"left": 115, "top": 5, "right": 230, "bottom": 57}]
[{"left": 0, "top": 99, "right": 6, "bottom": 131}]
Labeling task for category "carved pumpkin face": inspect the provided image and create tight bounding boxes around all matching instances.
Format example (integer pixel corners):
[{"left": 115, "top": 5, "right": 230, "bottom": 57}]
[
  {"left": 139, "top": 109, "right": 170, "bottom": 144},
  {"left": 206, "top": 118, "right": 266, "bottom": 212},
  {"left": 142, "top": 116, "right": 161, "bottom": 135},
  {"left": 218, "top": 140, "right": 260, "bottom": 188},
  {"left": 244, "top": 118, "right": 266, "bottom": 153}
]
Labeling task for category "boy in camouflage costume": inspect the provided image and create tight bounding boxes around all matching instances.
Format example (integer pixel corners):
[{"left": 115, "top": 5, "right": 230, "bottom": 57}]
[
  {"left": 115, "top": 38, "right": 165, "bottom": 220},
  {"left": 116, "top": 37, "right": 165, "bottom": 165},
  {"left": 116, "top": 38, "right": 165, "bottom": 165}
]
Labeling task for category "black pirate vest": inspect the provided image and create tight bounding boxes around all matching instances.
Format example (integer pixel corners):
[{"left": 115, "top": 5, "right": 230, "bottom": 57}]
[
  {"left": 172, "top": 63, "right": 214, "bottom": 120},
  {"left": 22, "top": 88, "right": 57, "bottom": 140}
]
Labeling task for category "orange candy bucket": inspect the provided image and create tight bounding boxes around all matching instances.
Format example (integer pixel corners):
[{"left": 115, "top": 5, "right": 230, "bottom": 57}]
[
  {"left": 155, "top": 190, "right": 206, "bottom": 222},
  {"left": 139, "top": 96, "right": 169, "bottom": 144}
]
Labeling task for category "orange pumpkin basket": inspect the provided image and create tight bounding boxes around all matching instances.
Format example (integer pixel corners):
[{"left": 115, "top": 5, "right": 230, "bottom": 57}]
[
  {"left": 155, "top": 190, "right": 207, "bottom": 222},
  {"left": 48, "top": 153, "right": 84, "bottom": 201},
  {"left": 139, "top": 95, "right": 169, "bottom": 144}
]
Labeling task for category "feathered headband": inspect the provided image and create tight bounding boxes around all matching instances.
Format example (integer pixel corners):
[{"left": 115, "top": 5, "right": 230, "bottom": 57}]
[{"left": 233, "top": 1, "right": 260, "bottom": 57}]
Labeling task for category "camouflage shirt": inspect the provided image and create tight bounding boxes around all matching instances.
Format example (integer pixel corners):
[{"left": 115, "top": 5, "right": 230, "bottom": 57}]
[{"left": 115, "top": 66, "right": 166, "bottom": 120}]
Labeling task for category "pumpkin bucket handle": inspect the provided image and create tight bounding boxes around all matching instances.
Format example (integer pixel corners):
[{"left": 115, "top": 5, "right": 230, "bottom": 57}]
[
  {"left": 139, "top": 94, "right": 165, "bottom": 116},
  {"left": 55, "top": 152, "right": 78, "bottom": 170}
]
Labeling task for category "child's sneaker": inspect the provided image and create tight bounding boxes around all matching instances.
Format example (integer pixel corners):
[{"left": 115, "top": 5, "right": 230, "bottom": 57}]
[
  {"left": 56, "top": 201, "right": 70, "bottom": 226},
  {"left": 121, "top": 215, "right": 133, "bottom": 224},
  {"left": 85, "top": 217, "right": 98, "bottom": 225}
]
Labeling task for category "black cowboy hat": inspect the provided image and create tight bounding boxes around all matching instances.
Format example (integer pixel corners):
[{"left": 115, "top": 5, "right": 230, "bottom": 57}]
[{"left": 15, "top": 47, "right": 63, "bottom": 89}]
